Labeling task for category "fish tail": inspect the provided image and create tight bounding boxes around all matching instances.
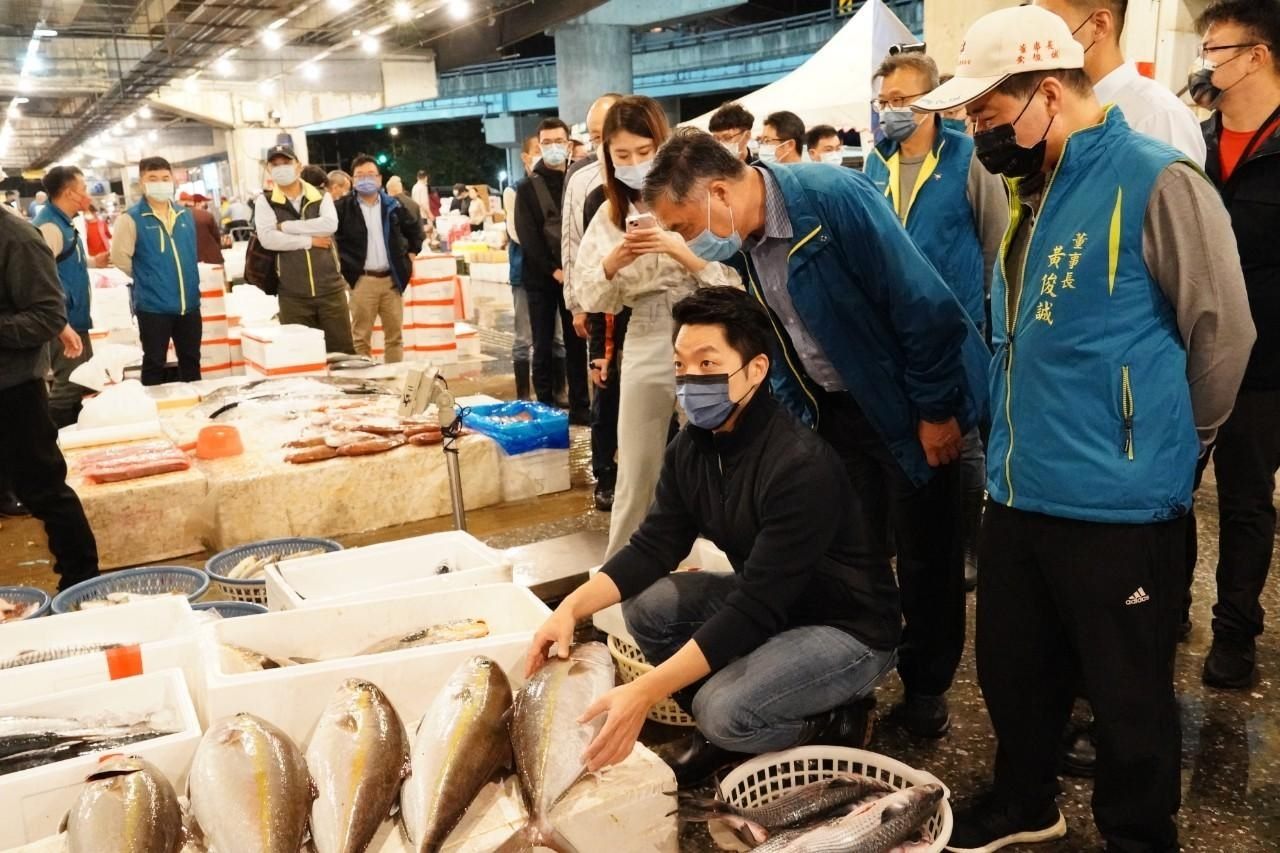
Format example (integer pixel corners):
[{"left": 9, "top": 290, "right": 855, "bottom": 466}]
[{"left": 674, "top": 793, "right": 735, "bottom": 822}]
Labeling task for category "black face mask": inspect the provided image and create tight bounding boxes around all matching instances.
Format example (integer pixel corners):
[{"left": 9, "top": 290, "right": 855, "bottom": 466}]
[
  {"left": 1187, "top": 51, "right": 1249, "bottom": 110},
  {"left": 974, "top": 90, "right": 1056, "bottom": 178}
]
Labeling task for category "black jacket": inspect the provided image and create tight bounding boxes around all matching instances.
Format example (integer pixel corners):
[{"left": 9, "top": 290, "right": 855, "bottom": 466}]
[
  {"left": 601, "top": 390, "right": 902, "bottom": 672},
  {"left": 513, "top": 160, "right": 566, "bottom": 291},
  {"left": 334, "top": 190, "right": 424, "bottom": 292},
  {"left": 0, "top": 208, "right": 66, "bottom": 391},
  {"left": 1204, "top": 109, "right": 1280, "bottom": 391}
]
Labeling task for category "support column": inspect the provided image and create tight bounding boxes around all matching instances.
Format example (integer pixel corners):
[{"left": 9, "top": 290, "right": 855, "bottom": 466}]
[
  {"left": 225, "top": 127, "right": 309, "bottom": 200},
  {"left": 553, "top": 23, "right": 634, "bottom": 126},
  {"left": 924, "top": 0, "right": 1017, "bottom": 74}
]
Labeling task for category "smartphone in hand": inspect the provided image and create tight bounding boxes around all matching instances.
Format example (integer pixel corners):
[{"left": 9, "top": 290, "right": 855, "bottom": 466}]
[{"left": 625, "top": 212, "right": 657, "bottom": 233}]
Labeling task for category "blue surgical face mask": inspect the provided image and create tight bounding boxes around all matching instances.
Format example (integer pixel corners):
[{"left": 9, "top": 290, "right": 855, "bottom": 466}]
[
  {"left": 540, "top": 143, "right": 568, "bottom": 167},
  {"left": 354, "top": 176, "right": 380, "bottom": 196},
  {"left": 880, "top": 108, "right": 920, "bottom": 143},
  {"left": 613, "top": 158, "right": 653, "bottom": 191},
  {"left": 685, "top": 193, "right": 742, "bottom": 263},
  {"left": 757, "top": 143, "right": 779, "bottom": 164},
  {"left": 676, "top": 365, "right": 751, "bottom": 430}
]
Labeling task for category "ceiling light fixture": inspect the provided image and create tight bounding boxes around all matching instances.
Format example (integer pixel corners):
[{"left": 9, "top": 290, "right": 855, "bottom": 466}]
[
  {"left": 390, "top": 126, "right": 400, "bottom": 137},
  {"left": 328, "top": 0, "right": 353, "bottom": 10},
  {"left": 393, "top": 1, "right": 413, "bottom": 21},
  {"left": 138, "top": 105, "right": 152, "bottom": 119},
  {"left": 215, "top": 57, "right": 233, "bottom": 76},
  {"left": 261, "top": 29, "right": 283, "bottom": 50},
  {"left": 361, "top": 36, "right": 379, "bottom": 54},
  {"left": 301, "top": 63, "right": 321, "bottom": 81},
  {"left": 124, "top": 115, "right": 137, "bottom": 129},
  {"left": 448, "top": 0, "right": 470, "bottom": 21},
  {"left": 268, "top": 17, "right": 288, "bottom": 30},
  {"left": 33, "top": 28, "right": 57, "bottom": 38}
]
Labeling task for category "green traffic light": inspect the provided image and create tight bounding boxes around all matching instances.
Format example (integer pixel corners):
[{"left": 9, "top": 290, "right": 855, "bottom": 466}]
[{"left": 376, "top": 153, "right": 388, "bottom": 165}]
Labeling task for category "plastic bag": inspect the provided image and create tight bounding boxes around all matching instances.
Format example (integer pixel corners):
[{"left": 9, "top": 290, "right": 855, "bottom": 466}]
[
  {"left": 68, "top": 343, "right": 143, "bottom": 392},
  {"left": 463, "top": 401, "right": 569, "bottom": 455}
]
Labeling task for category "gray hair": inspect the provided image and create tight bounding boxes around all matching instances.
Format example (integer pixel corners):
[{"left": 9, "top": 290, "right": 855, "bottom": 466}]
[
  {"left": 873, "top": 52, "right": 941, "bottom": 89},
  {"left": 642, "top": 127, "right": 748, "bottom": 207},
  {"left": 326, "top": 169, "right": 351, "bottom": 188}
]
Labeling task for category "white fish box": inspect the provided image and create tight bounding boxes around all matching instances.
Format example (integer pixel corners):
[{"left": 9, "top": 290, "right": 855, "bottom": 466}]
[
  {"left": 241, "top": 324, "right": 327, "bottom": 377},
  {"left": 412, "top": 254, "right": 458, "bottom": 279},
  {"left": 0, "top": 669, "right": 203, "bottom": 849},
  {"left": 362, "top": 743, "right": 677, "bottom": 852},
  {"left": 263, "top": 531, "right": 510, "bottom": 611},
  {"left": 592, "top": 539, "right": 734, "bottom": 641},
  {"left": 498, "top": 448, "right": 571, "bottom": 503},
  {"left": 0, "top": 597, "right": 202, "bottom": 708},
  {"left": 198, "top": 584, "right": 551, "bottom": 744}
]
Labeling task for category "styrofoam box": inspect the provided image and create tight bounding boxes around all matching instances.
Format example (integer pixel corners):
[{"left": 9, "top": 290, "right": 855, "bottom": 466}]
[
  {"left": 241, "top": 324, "right": 326, "bottom": 373},
  {"left": 198, "top": 584, "right": 550, "bottom": 744},
  {"left": 200, "top": 339, "right": 231, "bottom": 370},
  {"left": 264, "top": 531, "right": 510, "bottom": 611},
  {"left": 592, "top": 538, "right": 734, "bottom": 642},
  {"left": 466, "top": 261, "right": 509, "bottom": 284},
  {"left": 200, "top": 316, "right": 230, "bottom": 341},
  {"left": 498, "top": 448, "right": 570, "bottom": 503},
  {"left": 0, "top": 596, "right": 204, "bottom": 717},
  {"left": 0, "top": 669, "right": 202, "bottom": 849},
  {"left": 412, "top": 255, "right": 458, "bottom": 279}
]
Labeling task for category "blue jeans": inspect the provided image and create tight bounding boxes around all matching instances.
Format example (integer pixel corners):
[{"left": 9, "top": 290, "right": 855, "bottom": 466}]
[{"left": 623, "top": 571, "right": 896, "bottom": 753}]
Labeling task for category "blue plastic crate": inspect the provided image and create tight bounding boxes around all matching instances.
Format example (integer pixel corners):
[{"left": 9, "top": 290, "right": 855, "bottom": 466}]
[
  {"left": 192, "top": 601, "right": 268, "bottom": 618},
  {"left": 0, "top": 586, "right": 51, "bottom": 621},
  {"left": 464, "top": 401, "right": 570, "bottom": 454},
  {"left": 51, "top": 567, "right": 209, "bottom": 614}
]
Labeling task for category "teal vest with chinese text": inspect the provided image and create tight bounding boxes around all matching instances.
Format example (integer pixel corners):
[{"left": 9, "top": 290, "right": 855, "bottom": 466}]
[{"left": 987, "top": 106, "right": 1198, "bottom": 524}]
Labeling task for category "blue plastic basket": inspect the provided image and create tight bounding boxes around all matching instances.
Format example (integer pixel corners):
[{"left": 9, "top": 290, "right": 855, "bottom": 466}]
[
  {"left": 464, "top": 401, "right": 570, "bottom": 454},
  {"left": 192, "top": 601, "right": 268, "bottom": 618},
  {"left": 0, "top": 586, "right": 51, "bottom": 622},
  {"left": 205, "top": 537, "right": 343, "bottom": 605},
  {"left": 51, "top": 567, "right": 210, "bottom": 614}
]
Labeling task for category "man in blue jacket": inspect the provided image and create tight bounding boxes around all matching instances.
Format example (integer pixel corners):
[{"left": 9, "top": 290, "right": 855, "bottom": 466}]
[
  {"left": 644, "top": 128, "right": 990, "bottom": 741},
  {"left": 110, "top": 157, "right": 202, "bottom": 384},
  {"left": 34, "top": 165, "right": 107, "bottom": 426},
  {"left": 913, "top": 7, "right": 1254, "bottom": 851}
]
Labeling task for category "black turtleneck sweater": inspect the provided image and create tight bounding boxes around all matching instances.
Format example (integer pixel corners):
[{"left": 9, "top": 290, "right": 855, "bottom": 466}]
[{"left": 601, "top": 390, "right": 902, "bottom": 672}]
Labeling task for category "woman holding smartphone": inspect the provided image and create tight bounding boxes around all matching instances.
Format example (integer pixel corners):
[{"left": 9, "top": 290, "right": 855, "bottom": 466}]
[{"left": 574, "top": 95, "right": 742, "bottom": 558}]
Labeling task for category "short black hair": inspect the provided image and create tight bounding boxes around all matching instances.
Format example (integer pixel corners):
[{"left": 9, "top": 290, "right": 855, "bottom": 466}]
[
  {"left": 672, "top": 286, "right": 773, "bottom": 368},
  {"left": 1197, "top": 0, "right": 1280, "bottom": 71},
  {"left": 708, "top": 101, "right": 755, "bottom": 134},
  {"left": 992, "top": 68, "right": 1094, "bottom": 100},
  {"left": 764, "top": 111, "right": 805, "bottom": 146},
  {"left": 138, "top": 156, "right": 171, "bottom": 174},
  {"left": 537, "top": 117, "right": 570, "bottom": 136},
  {"left": 805, "top": 124, "right": 840, "bottom": 150},
  {"left": 350, "top": 153, "right": 378, "bottom": 171},
  {"left": 643, "top": 127, "right": 747, "bottom": 206},
  {"left": 43, "top": 165, "right": 84, "bottom": 199},
  {"left": 300, "top": 165, "right": 327, "bottom": 187}
]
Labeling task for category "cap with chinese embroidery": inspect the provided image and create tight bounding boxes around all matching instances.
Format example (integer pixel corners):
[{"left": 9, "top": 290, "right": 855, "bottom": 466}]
[{"left": 912, "top": 6, "right": 1085, "bottom": 113}]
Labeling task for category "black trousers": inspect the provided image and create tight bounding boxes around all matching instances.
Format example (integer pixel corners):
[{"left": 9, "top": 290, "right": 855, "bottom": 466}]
[
  {"left": 137, "top": 310, "right": 202, "bottom": 386},
  {"left": 588, "top": 312, "right": 627, "bottom": 483},
  {"left": 1, "top": 380, "right": 99, "bottom": 589},
  {"left": 526, "top": 285, "right": 588, "bottom": 415},
  {"left": 1211, "top": 388, "right": 1280, "bottom": 640},
  {"left": 978, "top": 502, "right": 1183, "bottom": 853},
  {"left": 817, "top": 390, "right": 966, "bottom": 697}
]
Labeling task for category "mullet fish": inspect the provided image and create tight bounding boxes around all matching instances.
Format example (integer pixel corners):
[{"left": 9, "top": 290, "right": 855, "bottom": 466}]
[{"left": 751, "top": 783, "right": 944, "bottom": 853}]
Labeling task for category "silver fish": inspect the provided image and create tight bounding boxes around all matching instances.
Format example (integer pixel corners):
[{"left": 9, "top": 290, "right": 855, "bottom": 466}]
[
  {"left": 677, "top": 775, "right": 898, "bottom": 845},
  {"left": 188, "top": 713, "right": 313, "bottom": 853},
  {"left": 401, "top": 656, "right": 513, "bottom": 853},
  {"left": 752, "top": 783, "right": 945, "bottom": 853},
  {"left": 65, "top": 755, "right": 183, "bottom": 853},
  {"left": 498, "top": 642, "right": 615, "bottom": 853},
  {"left": 0, "top": 643, "right": 123, "bottom": 670},
  {"left": 359, "top": 618, "right": 490, "bottom": 656},
  {"left": 308, "top": 680, "right": 409, "bottom": 853},
  {"left": 217, "top": 643, "right": 296, "bottom": 674}
]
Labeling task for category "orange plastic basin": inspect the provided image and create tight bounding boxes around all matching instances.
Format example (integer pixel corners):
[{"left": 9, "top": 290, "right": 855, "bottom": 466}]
[{"left": 195, "top": 425, "right": 244, "bottom": 459}]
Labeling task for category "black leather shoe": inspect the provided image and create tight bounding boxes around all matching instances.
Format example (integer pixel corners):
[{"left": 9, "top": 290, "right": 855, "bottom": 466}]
[
  {"left": 885, "top": 693, "right": 950, "bottom": 739},
  {"left": 655, "top": 731, "right": 749, "bottom": 789},
  {"left": 1203, "top": 634, "right": 1256, "bottom": 690},
  {"left": 593, "top": 483, "right": 614, "bottom": 512},
  {"left": 0, "top": 492, "right": 29, "bottom": 517},
  {"left": 1061, "top": 723, "right": 1096, "bottom": 779},
  {"left": 797, "top": 696, "right": 876, "bottom": 749}
]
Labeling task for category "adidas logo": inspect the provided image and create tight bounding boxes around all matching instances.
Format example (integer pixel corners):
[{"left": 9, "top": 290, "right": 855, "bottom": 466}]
[{"left": 1125, "top": 587, "right": 1150, "bottom": 606}]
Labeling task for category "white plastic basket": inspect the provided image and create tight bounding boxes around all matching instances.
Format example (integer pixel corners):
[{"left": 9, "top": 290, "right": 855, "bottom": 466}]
[
  {"left": 713, "top": 746, "right": 952, "bottom": 852},
  {"left": 607, "top": 634, "right": 696, "bottom": 727}
]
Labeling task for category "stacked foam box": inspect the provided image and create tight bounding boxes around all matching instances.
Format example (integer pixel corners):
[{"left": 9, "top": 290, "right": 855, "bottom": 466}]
[
  {"left": 199, "top": 265, "right": 232, "bottom": 378},
  {"left": 241, "top": 324, "right": 327, "bottom": 378},
  {"left": 404, "top": 280, "right": 457, "bottom": 363}
]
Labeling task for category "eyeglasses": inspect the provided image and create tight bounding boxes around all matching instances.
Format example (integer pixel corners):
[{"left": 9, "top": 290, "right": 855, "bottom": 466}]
[
  {"left": 712, "top": 129, "right": 747, "bottom": 144},
  {"left": 872, "top": 93, "right": 929, "bottom": 112},
  {"left": 1198, "top": 42, "right": 1264, "bottom": 56},
  {"left": 757, "top": 136, "right": 789, "bottom": 146}
]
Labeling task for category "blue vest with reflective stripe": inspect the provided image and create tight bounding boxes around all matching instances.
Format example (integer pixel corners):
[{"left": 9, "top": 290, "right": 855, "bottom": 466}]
[
  {"left": 32, "top": 204, "right": 91, "bottom": 331},
  {"left": 987, "top": 107, "right": 1197, "bottom": 524},
  {"left": 127, "top": 198, "right": 201, "bottom": 316},
  {"left": 864, "top": 120, "right": 986, "bottom": 331}
]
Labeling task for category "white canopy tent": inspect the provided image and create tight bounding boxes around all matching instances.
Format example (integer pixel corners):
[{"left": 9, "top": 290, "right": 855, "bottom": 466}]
[{"left": 684, "top": 0, "right": 915, "bottom": 137}]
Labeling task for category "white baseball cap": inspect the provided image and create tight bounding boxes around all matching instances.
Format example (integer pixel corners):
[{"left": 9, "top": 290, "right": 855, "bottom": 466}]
[{"left": 912, "top": 5, "right": 1085, "bottom": 113}]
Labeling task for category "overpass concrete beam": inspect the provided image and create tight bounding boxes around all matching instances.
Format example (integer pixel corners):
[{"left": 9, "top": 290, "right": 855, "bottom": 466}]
[{"left": 574, "top": 0, "right": 745, "bottom": 28}]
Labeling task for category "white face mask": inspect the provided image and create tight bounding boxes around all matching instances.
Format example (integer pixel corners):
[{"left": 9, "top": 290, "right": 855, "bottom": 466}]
[
  {"left": 144, "top": 181, "right": 173, "bottom": 202},
  {"left": 613, "top": 158, "right": 654, "bottom": 191},
  {"left": 819, "top": 150, "right": 844, "bottom": 166},
  {"left": 270, "top": 164, "right": 298, "bottom": 187},
  {"left": 721, "top": 140, "right": 742, "bottom": 158},
  {"left": 758, "top": 143, "right": 778, "bottom": 163}
]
